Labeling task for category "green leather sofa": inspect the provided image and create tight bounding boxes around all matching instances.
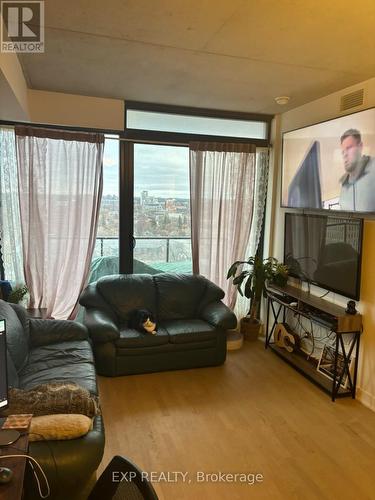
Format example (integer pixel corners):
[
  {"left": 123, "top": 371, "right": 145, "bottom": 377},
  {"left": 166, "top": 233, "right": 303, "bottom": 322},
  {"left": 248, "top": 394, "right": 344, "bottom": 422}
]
[
  {"left": 79, "top": 273, "right": 237, "bottom": 377},
  {"left": 0, "top": 299, "right": 104, "bottom": 500}
]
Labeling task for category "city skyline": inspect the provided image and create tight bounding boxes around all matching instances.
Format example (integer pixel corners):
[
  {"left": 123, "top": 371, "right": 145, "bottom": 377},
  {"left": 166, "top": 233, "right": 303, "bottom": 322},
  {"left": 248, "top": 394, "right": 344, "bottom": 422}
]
[{"left": 103, "top": 139, "right": 190, "bottom": 198}]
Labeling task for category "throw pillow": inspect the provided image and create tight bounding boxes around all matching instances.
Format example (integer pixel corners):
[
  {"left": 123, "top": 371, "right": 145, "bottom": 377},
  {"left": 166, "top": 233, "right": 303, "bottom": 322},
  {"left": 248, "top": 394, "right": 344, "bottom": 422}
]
[{"left": 29, "top": 414, "right": 93, "bottom": 441}]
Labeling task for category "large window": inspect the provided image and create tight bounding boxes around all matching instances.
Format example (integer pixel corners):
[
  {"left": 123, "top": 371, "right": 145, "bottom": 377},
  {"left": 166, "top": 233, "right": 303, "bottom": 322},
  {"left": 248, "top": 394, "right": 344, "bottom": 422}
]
[
  {"left": 90, "top": 135, "right": 120, "bottom": 282},
  {"left": 133, "top": 144, "right": 192, "bottom": 273}
]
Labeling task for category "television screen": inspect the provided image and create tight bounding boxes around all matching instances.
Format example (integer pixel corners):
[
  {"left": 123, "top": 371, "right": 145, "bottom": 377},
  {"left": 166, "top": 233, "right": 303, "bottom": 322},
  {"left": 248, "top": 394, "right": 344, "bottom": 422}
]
[
  {"left": 284, "top": 213, "right": 363, "bottom": 299},
  {"left": 282, "top": 107, "right": 375, "bottom": 212}
]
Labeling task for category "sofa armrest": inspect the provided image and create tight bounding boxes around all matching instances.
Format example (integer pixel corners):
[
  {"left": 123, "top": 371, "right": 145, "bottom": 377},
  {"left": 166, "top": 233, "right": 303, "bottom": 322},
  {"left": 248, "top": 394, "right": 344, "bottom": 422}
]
[
  {"left": 84, "top": 309, "right": 120, "bottom": 344},
  {"left": 29, "top": 319, "right": 89, "bottom": 347},
  {"left": 200, "top": 301, "right": 237, "bottom": 330}
]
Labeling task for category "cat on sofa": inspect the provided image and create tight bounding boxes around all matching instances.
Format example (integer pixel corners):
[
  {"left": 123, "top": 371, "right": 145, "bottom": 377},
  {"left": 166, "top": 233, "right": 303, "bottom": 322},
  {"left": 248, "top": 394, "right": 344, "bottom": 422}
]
[{"left": 128, "top": 309, "right": 157, "bottom": 334}]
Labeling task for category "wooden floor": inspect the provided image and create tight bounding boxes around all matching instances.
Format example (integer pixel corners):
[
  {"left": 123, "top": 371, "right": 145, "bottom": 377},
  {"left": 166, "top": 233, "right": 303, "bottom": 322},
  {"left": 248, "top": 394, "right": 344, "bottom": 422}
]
[{"left": 98, "top": 341, "right": 375, "bottom": 500}]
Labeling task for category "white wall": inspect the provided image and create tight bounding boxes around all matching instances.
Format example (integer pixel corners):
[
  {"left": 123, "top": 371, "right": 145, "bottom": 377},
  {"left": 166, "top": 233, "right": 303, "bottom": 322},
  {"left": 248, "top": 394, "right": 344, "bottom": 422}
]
[
  {"left": 0, "top": 30, "right": 124, "bottom": 131},
  {"left": 0, "top": 52, "right": 30, "bottom": 120},
  {"left": 268, "top": 77, "right": 375, "bottom": 410},
  {"left": 28, "top": 90, "right": 124, "bottom": 131}
]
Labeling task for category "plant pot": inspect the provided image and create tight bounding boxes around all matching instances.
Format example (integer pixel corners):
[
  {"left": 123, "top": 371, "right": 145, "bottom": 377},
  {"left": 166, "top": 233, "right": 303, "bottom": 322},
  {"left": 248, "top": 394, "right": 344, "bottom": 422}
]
[{"left": 240, "top": 317, "right": 262, "bottom": 341}]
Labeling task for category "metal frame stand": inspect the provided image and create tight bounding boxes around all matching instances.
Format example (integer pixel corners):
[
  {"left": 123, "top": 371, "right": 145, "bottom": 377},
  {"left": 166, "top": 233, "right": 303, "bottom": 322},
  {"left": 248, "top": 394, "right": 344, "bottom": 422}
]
[{"left": 265, "top": 293, "right": 362, "bottom": 402}]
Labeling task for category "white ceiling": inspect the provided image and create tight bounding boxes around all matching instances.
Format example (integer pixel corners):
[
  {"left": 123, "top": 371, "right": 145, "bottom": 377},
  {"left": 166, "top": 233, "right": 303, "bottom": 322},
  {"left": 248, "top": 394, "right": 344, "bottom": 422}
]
[{"left": 19, "top": 0, "right": 375, "bottom": 114}]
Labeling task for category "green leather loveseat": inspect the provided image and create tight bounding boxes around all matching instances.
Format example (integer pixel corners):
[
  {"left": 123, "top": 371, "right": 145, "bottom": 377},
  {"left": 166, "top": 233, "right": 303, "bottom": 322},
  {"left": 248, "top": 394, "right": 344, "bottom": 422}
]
[
  {"left": 79, "top": 273, "right": 237, "bottom": 377},
  {"left": 0, "top": 299, "right": 104, "bottom": 500}
]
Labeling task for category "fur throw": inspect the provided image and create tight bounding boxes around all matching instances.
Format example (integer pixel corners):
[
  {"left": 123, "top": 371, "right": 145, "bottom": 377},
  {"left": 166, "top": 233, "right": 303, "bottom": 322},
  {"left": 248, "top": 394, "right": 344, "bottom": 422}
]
[{"left": 0, "top": 382, "right": 100, "bottom": 418}]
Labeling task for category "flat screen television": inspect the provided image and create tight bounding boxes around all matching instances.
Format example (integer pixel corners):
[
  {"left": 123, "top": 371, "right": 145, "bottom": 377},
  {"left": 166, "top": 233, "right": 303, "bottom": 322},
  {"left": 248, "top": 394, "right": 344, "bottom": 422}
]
[
  {"left": 284, "top": 213, "right": 363, "bottom": 300},
  {"left": 281, "top": 107, "right": 375, "bottom": 213}
]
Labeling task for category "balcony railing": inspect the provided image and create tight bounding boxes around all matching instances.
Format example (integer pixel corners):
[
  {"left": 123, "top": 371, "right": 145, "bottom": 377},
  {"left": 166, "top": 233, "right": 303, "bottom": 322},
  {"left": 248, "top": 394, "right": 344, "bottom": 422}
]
[{"left": 94, "top": 236, "right": 191, "bottom": 263}]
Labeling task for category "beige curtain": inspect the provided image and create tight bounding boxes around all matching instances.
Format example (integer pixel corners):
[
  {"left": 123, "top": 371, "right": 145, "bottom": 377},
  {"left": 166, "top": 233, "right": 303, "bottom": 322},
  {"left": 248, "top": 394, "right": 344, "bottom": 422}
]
[
  {"left": 15, "top": 126, "right": 104, "bottom": 319},
  {"left": 190, "top": 142, "right": 256, "bottom": 309},
  {"left": 234, "top": 149, "right": 270, "bottom": 320}
]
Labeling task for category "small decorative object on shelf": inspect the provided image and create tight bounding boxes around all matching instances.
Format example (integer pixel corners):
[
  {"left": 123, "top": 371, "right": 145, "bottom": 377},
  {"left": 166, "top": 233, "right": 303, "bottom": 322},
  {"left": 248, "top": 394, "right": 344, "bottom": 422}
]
[
  {"left": 227, "top": 256, "right": 288, "bottom": 341},
  {"left": 345, "top": 300, "right": 357, "bottom": 315},
  {"left": 317, "top": 344, "right": 352, "bottom": 389}
]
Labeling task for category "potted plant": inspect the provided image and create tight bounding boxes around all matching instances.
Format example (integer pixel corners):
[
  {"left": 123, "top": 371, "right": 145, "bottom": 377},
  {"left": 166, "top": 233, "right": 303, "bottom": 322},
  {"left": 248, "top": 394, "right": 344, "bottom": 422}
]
[
  {"left": 6, "top": 284, "right": 29, "bottom": 305},
  {"left": 227, "top": 256, "right": 288, "bottom": 340}
]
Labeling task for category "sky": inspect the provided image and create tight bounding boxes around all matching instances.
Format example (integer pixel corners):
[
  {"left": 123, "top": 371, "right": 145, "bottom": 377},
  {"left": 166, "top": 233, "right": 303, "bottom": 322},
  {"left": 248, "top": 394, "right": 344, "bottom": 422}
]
[{"left": 103, "top": 138, "right": 190, "bottom": 198}]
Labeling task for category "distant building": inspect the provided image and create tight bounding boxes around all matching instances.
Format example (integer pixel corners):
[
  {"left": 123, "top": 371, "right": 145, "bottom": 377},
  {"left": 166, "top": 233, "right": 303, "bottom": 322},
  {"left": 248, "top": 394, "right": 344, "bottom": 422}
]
[
  {"left": 141, "top": 191, "right": 148, "bottom": 205},
  {"left": 101, "top": 194, "right": 119, "bottom": 210},
  {"left": 166, "top": 199, "right": 176, "bottom": 212}
]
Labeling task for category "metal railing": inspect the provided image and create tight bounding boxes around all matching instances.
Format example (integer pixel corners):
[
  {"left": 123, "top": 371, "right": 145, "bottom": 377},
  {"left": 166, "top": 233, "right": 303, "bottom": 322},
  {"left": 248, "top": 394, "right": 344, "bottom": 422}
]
[
  {"left": 95, "top": 237, "right": 118, "bottom": 258},
  {"left": 95, "top": 236, "right": 191, "bottom": 262}
]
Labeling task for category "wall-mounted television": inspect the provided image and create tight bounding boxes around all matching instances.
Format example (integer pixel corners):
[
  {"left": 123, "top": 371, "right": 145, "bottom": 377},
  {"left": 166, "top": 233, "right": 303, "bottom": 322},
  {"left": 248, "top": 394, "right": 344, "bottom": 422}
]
[
  {"left": 281, "top": 107, "right": 375, "bottom": 213},
  {"left": 284, "top": 213, "right": 363, "bottom": 300}
]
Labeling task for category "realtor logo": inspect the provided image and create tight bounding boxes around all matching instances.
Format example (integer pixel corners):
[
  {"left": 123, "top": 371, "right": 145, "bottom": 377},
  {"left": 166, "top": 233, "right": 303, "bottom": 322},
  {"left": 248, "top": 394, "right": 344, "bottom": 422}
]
[{"left": 1, "top": 1, "right": 44, "bottom": 53}]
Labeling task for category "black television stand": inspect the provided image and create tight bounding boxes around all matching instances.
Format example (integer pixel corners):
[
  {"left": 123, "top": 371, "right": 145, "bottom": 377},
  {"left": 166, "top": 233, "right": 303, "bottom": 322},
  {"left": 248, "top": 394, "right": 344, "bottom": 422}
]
[{"left": 265, "top": 283, "right": 362, "bottom": 401}]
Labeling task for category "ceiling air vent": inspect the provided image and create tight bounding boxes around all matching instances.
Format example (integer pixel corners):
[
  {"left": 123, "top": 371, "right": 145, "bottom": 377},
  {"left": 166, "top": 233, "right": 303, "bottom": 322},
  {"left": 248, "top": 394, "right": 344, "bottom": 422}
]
[{"left": 340, "top": 89, "right": 364, "bottom": 111}]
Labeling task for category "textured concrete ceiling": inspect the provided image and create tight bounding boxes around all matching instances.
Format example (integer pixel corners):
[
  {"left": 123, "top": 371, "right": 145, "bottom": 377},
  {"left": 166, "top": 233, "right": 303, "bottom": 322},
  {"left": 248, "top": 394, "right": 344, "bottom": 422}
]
[{"left": 19, "top": 0, "right": 375, "bottom": 114}]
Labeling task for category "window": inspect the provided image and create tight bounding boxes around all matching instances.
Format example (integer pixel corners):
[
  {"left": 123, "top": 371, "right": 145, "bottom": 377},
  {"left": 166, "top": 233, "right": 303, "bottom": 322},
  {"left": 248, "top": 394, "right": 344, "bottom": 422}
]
[
  {"left": 90, "top": 135, "right": 120, "bottom": 282},
  {"left": 133, "top": 144, "right": 192, "bottom": 273},
  {"left": 127, "top": 110, "right": 267, "bottom": 139},
  {"left": 125, "top": 102, "right": 272, "bottom": 146}
]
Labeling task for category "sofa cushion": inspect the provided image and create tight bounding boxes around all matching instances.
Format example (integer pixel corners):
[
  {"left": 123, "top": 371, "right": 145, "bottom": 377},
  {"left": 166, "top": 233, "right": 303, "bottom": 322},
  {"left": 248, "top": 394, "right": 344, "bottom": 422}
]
[
  {"left": 198, "top": 280, "right": 226, "bottom": 312},
  {"left": 115, "top": 326, "right": 169, "bottom": 348},
  {"left": 154, "top": 274, "right": 207, "bottom": 320},
  {"left": 97, "top": 274, "right": 157, "bottom": 321},
  {"left": 6, "top": 352, "right": 19, "bottom": 388},
  {"left": 0, "top": 299, "right": 29, "bottom": 372},
  {"left": 18, "top": 341, "right": 97, "bottom": 395},
  {"left": 161, "top": 319, "right": 216, "bottom": 344},
  {"left": 116, "top": 338, "right": 217, "bottom": 356},
  {"left": 9, "top": 303, "right": 31, "bottom": 339}
]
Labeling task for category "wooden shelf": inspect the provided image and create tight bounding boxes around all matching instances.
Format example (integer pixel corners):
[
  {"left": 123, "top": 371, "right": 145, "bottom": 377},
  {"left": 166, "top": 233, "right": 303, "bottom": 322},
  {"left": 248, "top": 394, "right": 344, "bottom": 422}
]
[
  {"left": 267, "top": 283, "right": 362, "bottom": 333},
  {"left": 268, "top": 283, "right": 345, "bottom": 316}
]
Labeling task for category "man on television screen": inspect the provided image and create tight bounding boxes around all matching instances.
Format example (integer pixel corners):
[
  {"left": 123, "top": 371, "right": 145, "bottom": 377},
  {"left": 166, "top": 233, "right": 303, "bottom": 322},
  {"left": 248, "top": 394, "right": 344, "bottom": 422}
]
[{"left": 339, "top": 128, "right": 375, "bottom": 211}]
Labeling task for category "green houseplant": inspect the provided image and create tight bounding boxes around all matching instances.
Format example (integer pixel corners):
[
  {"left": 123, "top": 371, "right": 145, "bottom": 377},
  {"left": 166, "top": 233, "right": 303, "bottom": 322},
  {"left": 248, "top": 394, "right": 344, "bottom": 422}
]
[
  {"left": 227, "top": 256, "right": 288, "bottom": 340},
  {"left": 6, "top": 284, "right": 29, "bottom": 305}
]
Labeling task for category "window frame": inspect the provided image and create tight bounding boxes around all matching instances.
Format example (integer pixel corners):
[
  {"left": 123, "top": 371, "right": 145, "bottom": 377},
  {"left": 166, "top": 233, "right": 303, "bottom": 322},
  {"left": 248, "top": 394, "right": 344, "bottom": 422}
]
[
  {"left": 124, "top": 101, "right": 272, "bottom": 147},
  {"left": 1, "top": 99, "right": 272, "bottom": 276}
]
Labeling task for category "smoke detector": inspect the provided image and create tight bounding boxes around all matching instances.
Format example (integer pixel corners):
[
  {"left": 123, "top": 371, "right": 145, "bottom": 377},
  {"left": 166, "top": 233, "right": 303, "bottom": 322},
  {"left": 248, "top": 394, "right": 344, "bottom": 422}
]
[{"left": 275, "top": 96, "right": 290, "bottom": 105}]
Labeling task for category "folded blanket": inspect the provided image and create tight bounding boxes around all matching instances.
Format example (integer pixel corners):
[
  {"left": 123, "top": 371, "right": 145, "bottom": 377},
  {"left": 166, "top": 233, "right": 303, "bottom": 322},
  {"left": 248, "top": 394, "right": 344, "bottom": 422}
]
[{"left": 0, "top": 382, "right": 100, "bottom": 418}]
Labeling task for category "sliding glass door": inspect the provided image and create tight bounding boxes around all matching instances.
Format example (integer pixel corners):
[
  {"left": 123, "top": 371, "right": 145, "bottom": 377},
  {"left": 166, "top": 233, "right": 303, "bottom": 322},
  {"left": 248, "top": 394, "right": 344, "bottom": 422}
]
[
  {"left": 132, "top": 143, "right": 192, "bottom": 274},
  {"left": 91, "top": 135, "right": 120, "bottom": 282}
]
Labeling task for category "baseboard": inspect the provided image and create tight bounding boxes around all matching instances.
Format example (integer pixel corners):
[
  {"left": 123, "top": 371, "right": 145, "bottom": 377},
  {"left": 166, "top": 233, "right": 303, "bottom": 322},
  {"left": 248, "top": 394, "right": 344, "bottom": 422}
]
[{"left": 357, "top": 387, "right": 375, "bottom": 412}]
